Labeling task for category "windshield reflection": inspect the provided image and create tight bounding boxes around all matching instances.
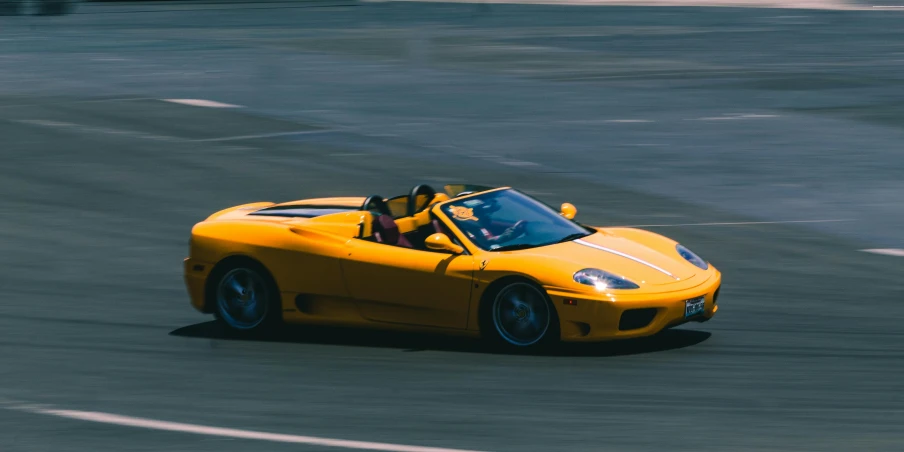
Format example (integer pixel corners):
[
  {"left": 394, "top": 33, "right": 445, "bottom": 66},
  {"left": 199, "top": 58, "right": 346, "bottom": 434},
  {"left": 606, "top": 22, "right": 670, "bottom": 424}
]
[{"left": 440, "top": 189, "right": 592, "bottom": 252}]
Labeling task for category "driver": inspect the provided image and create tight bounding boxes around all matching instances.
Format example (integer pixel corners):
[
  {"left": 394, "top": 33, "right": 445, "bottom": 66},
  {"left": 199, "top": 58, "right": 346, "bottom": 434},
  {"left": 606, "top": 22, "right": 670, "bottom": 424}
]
[{"left": 446, "top": 198, "right": 526, "bottom": 249}]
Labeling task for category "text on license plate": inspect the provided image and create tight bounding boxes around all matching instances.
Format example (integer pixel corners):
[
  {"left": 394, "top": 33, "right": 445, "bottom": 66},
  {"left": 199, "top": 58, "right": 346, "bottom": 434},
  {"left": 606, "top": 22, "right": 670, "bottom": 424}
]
[{"left": 685, "top": 296, "right": 705, "bottom": 318}]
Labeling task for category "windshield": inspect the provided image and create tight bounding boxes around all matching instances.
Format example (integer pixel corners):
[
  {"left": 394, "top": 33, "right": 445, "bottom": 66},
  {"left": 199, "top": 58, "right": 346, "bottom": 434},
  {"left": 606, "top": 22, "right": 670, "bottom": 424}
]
[{"left": 439, "top": 189, "right": 592, "bottom": 252}]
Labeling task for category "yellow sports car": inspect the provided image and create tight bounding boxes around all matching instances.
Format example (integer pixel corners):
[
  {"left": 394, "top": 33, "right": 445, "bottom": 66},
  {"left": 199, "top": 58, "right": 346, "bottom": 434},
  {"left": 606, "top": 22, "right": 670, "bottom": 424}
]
[{"left": 184, "top": 184, "right": 721, "bottom": 348}]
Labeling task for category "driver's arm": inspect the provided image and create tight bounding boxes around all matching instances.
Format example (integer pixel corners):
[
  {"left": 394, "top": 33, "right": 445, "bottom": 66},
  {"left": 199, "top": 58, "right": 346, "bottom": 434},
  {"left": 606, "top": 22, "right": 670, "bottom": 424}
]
[{"left": 484, "top": 220, "right": 526, "bottom": 244}]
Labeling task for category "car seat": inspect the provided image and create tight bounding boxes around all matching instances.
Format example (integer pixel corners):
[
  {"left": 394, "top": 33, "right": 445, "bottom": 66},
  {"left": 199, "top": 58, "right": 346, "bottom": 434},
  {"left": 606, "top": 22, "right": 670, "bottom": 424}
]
[{"left": 372, "top": 215, "right": 413, "bottom": 248}]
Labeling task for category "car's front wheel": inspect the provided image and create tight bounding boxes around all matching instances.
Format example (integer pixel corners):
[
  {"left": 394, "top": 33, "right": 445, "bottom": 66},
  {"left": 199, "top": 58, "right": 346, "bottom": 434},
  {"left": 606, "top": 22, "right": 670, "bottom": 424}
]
[
  {"left": 210, "top": 260, "right": 280, "bottom": 333},
  {"left": 485, "top": 280, "right": 558, "bottom": 349}
]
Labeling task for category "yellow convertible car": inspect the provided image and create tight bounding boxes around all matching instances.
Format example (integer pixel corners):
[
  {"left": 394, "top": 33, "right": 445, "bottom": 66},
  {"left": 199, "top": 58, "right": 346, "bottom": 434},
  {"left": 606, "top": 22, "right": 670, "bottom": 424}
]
[{"left": 184, "top": 184, "right": 721, "bottom": 348}]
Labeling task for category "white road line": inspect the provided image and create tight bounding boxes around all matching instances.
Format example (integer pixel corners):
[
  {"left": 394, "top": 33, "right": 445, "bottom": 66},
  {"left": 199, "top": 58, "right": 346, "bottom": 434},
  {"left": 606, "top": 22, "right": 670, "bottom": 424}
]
[
  {"left": 12, "top": 405, "right": 485, "bottom": 452},
  {"left": 556, "top": 119, "right": 653, "bottom": 124},
  {"left": 192, "top": 129, "right": 334, "bottom": 142},
  {"left": 162, "top": 99, "right": 242, "bottom": 108},
  {"left": 13, "top": 119, "right": 184, "bottom": 142},
  {"left": 620, "top": 219, "right": 852, "bottom": 227},
  {"left": 861, "top": 248, "right": 904, "bottom": 257},
  {"left": 499, "top": 160, "right": 540, "bottom": 167},
  {"left": 373, "top": 0, "right": 854, "bottom": 9},
  {"left": 688, "top": 114, "right": 778, "bottom": 121},
  {"left": 13, "top": 118, "right": 332, "bottom": 144},
  {"left": 78, "top": 97, "right": 152, "bottom": 103},
  {"left": 0, "top": 97, "right": 152, "bottom": 109},
  {"left": 16, "top": 119, "right": 75, "bottom": 127}
]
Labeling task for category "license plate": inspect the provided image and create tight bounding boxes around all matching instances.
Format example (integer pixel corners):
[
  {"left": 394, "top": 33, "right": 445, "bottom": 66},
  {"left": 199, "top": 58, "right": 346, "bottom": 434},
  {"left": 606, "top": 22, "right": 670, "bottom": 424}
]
[{"left": 685, "top": 296, "right": 705, "bottom": 318}]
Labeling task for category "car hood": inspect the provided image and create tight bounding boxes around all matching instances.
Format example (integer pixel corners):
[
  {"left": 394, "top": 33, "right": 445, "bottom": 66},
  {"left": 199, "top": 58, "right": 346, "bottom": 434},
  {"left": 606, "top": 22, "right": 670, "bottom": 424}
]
[{"left": 512, "top": 232, "right": 697, "bottom": 286}]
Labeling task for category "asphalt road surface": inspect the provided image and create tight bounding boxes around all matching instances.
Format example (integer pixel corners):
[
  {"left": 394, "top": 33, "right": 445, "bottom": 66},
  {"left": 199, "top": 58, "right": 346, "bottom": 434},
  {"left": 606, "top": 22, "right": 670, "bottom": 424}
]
[{"left": 1, "top": 2, "right": 903, "bottom": 451}]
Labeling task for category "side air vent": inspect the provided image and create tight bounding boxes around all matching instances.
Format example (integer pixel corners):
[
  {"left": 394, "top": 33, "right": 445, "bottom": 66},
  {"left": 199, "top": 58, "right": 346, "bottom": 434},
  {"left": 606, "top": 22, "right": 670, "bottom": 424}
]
[{"left": 619, "top": 308, "right": 658, "bottom": 331}]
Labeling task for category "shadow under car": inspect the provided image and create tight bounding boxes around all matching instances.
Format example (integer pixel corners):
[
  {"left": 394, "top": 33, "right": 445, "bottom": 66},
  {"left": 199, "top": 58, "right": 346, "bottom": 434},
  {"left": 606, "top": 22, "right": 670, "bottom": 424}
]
[{"left": 170, "top": 321, "right": 711, "bottom": 357}]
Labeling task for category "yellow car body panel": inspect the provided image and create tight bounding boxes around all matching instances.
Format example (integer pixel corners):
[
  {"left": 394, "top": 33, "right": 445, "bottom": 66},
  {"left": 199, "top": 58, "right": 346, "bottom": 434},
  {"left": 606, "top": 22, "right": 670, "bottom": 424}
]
[
  {"left": 342, "top": 240, "right": 476, "bottom": 329},
  {"left": 185, "top": 189, "right": 721, "bottom": 342},
  {"left": 274, "top": 197, "right": 366, "bottom": 208}
]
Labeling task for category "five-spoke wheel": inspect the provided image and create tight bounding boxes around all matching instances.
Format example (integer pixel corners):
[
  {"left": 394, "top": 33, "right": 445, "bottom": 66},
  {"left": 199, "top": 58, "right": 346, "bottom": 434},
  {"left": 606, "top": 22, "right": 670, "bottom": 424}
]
[
  {"left": 211, "top": 261, "right": 278, "bottom": 333},
  {"left": 489, "top": 281, "right": 556, "bottom": 348}
]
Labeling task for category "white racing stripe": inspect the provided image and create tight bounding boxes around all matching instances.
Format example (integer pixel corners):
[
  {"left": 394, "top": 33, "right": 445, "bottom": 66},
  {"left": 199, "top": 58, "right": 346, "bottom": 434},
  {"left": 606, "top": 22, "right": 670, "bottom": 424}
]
[
  {"left": 574, "top": 239, "right": 676, "bottom": 279},
  {"left": 12, "top": 405, "right": 486, "bottom": 452}
]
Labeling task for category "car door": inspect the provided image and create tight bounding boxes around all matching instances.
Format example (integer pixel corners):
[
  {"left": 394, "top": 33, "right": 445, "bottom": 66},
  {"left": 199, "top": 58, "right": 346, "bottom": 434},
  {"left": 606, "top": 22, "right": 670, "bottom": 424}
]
[{"left": 341, "top": 239, "right": 476, "bottom": 329}]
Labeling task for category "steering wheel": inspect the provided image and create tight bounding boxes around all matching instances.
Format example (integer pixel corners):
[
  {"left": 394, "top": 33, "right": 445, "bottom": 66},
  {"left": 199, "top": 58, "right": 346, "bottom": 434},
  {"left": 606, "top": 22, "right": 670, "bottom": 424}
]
[
  {"left": 486, "top": 220, "right": 529, "bottom": 246},
  {"left": 361, "top": 195, "right": 391, "bottom": 216},
  {"left": 407, "top": 184, "right": 437, "bottom": 217},
  {"left": 503, "top": 220, "right": 529, "bottom": 241}
]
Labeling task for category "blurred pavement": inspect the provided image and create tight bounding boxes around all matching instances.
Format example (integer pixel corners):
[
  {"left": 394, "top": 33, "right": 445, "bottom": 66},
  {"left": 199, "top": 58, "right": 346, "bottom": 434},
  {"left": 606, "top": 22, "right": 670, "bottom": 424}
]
[{"left": 0, "top": 2, "right": 903, "bottom": 451}]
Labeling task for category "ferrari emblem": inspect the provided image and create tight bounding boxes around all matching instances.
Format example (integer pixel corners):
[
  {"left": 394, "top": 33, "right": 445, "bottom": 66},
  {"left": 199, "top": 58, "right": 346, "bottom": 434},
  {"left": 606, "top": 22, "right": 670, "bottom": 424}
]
[
  {"left": 480, "top": 259, "right": 488, "bottom": 270},
  {"left": 449, "top": 205, "right": 479, "bottom": 222}
]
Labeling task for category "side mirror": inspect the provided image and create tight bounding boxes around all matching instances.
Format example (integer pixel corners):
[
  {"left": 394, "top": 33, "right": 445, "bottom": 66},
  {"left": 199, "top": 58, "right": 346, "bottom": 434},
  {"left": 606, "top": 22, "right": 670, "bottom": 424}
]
[
  {"left": 425, "top": 233, "right": 464, "bottom": 254},
  {"left": 560, "top": 202, "right": 577, "bottom": 220}
]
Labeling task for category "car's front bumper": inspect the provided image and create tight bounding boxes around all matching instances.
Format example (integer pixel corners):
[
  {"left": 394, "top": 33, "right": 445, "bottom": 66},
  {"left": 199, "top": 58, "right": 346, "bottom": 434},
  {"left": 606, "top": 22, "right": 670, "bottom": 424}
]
[{"left": 547, "top": 271, "right": 721, "bottom": 342}]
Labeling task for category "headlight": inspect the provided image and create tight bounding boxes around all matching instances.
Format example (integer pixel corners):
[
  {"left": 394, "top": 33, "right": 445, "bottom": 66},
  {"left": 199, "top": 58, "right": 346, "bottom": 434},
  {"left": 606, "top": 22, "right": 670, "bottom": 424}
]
[
  {"left": 676, "top": 244, "right": 708, "bottom": 270},
  {"left": 573, "top": 268, "right": 639, "bottom": 290}
]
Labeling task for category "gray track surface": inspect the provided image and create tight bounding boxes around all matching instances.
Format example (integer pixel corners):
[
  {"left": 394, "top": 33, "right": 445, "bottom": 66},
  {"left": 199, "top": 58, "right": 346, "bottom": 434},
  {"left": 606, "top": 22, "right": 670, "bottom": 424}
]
[{"left": 1, "top": 2, "right": 903, "bottom": 451}]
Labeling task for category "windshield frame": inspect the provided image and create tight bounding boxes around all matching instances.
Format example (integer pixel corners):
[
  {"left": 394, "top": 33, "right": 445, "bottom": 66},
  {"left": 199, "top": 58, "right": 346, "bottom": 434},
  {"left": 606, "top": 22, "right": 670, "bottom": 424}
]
[{"left": 431, "top": 187, "right": 594, "bottom": 253}]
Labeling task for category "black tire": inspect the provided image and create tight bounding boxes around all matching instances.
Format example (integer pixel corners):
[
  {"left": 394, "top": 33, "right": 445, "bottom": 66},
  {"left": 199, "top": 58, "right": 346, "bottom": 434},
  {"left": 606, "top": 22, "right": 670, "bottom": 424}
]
[
  {"left": 207, "top": 258, "right": 281, "bottom": 334},
  {"left": 480, "top": 279, "right": 559, "bottom": 350}
]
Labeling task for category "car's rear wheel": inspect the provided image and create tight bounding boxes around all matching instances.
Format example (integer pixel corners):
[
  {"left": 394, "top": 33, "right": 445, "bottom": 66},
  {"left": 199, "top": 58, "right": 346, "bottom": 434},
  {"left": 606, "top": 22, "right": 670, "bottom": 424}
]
[
  {"left": 210, "top": 260, "right": 279, "bottom": 333},
  {"left": 485, "top": 280, "right": 558, "bottom": 349}
]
